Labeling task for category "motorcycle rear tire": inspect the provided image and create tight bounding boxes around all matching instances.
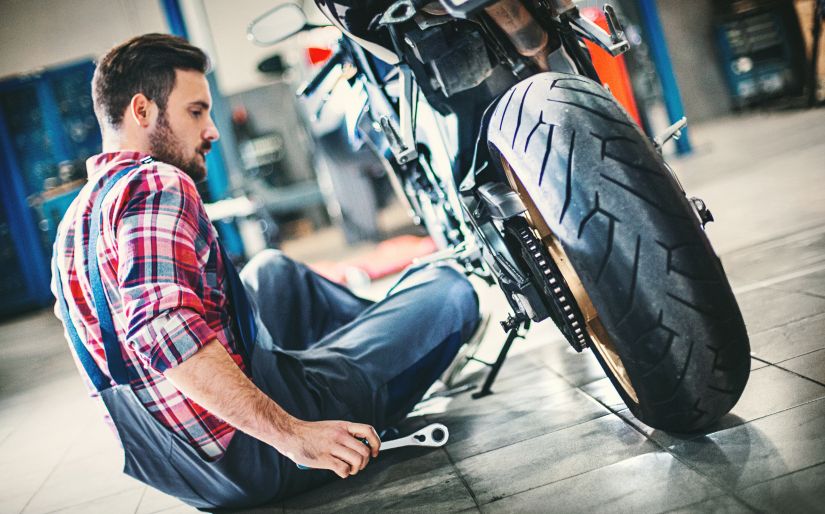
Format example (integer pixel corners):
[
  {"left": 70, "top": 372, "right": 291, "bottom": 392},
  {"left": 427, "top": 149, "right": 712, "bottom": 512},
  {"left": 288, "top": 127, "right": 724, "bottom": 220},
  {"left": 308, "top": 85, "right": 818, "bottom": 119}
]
[{"left": 487, "top": 72, "right": 750, "bottom": 432}]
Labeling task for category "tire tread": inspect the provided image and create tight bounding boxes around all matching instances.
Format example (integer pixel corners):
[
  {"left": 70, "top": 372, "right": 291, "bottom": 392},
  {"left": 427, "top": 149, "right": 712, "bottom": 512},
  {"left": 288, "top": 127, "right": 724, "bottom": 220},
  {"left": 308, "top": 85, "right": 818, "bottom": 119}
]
[{"left": 488, "top": 72, "right": 750, "bottom": 432}]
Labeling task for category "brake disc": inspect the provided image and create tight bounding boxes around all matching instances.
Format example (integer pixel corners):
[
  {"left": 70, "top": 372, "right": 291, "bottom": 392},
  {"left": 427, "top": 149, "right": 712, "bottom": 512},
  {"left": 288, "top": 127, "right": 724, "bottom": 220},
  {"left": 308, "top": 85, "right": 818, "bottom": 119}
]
[{"left": 504, "top": 216, "right": 591, "bottom": 352}]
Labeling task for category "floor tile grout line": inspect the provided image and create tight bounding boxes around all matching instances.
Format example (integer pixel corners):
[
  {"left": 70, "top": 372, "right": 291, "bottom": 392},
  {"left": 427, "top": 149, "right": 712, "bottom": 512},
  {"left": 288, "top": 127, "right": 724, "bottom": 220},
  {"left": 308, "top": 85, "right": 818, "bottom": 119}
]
[
  {"left": 14, "top": 415, "right": 114, "bottom": 514},
  {"left": 133, "top": 486, "right": 148, "bottom": 514},
  {"left": 464, "top": 359, "right": 566, "bottom": 392},
  {"left": 446, "top": 409, "right": 616, "bottom": 464},
  {"left": 750, "top": 355, "right": 771, "bottom": 366},
  {"left": 762, "top": 283, "right": 825, "bottom": 303},
  {"left": 732, "top": 262, "right": 825, "bottom": 295},
  {"left": 441, "top": 447, "right": 481, "bottom": 510},
  {"left": 733, "top": 395, "right": 825, "bottom": 431},
  {"left": 147, "top": 504, "right": 195, "bottom": 514},
  {"left": 423, "top": 412, "right": 481, "bottom": 511},
  {"left": 416, "top": 408, "right": 481, "bottom": 512},
  {"left": 763, "top": 362, "right": 825, "bottom": 389},
  {"left": 770, "top": 282, "right": 825, "bottom": 299},
  {"left": 0, "top": 427, "right": 15, "bottom": 447},
  {"left": 37, "top": 486, "right": 143, "bottom": 514},
  {"left": 751, "top": 346, "right": 825, "bottom": 368},
  {"left": 595, "top": 384, "right": 775, "bottom": 501},
  {"left": 536, "top": 356, "right": 609, "bottom": 393},
  {"left": 564, "top": 386, "right": 724, "bottom": 502},
  {"left": 730, "top": 496, "right": 770, "bottom": 514},
  {"left": 467, "top": 444, "right": 667, "bottom": 508},
  {"left": 745, "top": 310, "right": 825, "bottom": 337},
  {"left": 17, "top": 438, "right": 79, "bottom": 514},
  {"left": 720, "top": 221, "right": 825, "bottom": 261},
  {"left": 661, "top": 493, "right": 759, "bottom": 514},
  {"left": 732, "top": 460, "right": 825, "bottom": 495},
  {"left": 797, "top": 290, "right": 825, "bottom": 301},
  {"left": 639, "top": 397, "right": 825, "bottom": 500},
  {"left": 576, "top": 383, "right": 627, "bottom": 416},
  {"left": 723, "top": 467, "right": 790, "bottom": 514},
  {"left": 649, "top": 394, "right": 825, "bottom": 448},
  {"left": 752, "top": 353, "right": 825, "bottom": 379},
  {"left": 645, "top": 437, "right": 747, "bottom": 499}
]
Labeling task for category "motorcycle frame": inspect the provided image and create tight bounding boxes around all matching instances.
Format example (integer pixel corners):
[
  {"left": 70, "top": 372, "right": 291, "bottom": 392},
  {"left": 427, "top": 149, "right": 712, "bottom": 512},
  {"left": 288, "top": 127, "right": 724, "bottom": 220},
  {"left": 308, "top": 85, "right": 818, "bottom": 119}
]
[{"left": 303, "top": 0, "right": 628, "bottom": 322}]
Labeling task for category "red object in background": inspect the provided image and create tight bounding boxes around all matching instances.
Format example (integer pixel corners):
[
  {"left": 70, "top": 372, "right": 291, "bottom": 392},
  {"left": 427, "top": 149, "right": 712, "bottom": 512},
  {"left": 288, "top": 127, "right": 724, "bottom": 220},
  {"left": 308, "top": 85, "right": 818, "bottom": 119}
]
[
  {"left": 580, "top": 7, "right": 642, "bottom": 126},
  {"left": 309, "top": 235, "right": 438, "bottom": 285},
  {"left": 307, "top": 46, "right": 334, "bottom": 65}
]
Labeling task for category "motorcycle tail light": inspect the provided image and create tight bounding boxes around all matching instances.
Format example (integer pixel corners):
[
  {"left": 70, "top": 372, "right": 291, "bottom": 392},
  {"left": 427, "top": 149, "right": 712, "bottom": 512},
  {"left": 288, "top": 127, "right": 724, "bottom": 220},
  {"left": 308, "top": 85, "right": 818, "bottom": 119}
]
[{"left": 307, "top": 47, "right": 334, "bottom": 65}]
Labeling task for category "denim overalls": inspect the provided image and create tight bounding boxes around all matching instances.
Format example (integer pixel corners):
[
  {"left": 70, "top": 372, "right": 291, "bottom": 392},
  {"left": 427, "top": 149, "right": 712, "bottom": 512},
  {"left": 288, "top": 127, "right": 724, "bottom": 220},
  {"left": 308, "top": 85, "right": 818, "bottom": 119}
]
[{"left": 52, "top": 160, "right": 479, "bottom": 509}]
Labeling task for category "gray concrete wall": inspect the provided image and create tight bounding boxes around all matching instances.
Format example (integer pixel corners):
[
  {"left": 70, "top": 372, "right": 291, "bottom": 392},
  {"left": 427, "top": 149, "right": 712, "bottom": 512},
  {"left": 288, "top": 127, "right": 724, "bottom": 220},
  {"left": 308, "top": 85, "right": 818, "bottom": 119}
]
[
  {"left": 228, "top": 82, "right": 316, "bottom": 183},
  {"left": 0, "top": 0, "right": 167, "bottom": 80},
  {"left": 656, "top": 0, "right": 733, "bottom": 122},
  {"left": 0, "top": 0, "right": 300, "bottom": 96}
]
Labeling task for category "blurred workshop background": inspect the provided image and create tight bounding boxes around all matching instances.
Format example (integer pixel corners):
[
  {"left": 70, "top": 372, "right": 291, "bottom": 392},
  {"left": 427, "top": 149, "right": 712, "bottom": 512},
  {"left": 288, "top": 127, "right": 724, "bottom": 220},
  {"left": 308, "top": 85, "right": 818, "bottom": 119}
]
[{"left": 0, "top": 0, "right": 822, "bottom": 319}]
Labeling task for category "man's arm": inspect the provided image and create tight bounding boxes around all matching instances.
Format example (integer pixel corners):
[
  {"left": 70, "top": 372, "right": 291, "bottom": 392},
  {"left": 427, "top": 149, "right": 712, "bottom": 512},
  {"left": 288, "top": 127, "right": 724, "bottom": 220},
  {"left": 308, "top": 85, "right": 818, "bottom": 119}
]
[
  {"left": 164, "top": 340, "right": 380, "bottom": 478},
  {"left": 112, "top": 170, "right": 379, "bottom": 475}
]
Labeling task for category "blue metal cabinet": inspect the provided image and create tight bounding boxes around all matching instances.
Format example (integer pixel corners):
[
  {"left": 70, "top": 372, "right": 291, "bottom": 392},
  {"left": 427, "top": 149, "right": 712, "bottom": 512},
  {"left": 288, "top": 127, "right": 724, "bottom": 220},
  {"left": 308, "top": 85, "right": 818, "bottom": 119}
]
[
  {"left": 715, "top": 2, "right": 805, "bottom": 108},
  {"left": 0, "top": 59, "right": 99, "bottom": 316}
]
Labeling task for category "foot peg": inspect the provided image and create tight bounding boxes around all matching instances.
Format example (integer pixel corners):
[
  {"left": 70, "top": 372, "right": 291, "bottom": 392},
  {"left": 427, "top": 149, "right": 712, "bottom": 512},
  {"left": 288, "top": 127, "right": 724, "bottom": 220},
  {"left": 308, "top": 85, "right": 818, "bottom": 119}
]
[
  {"left": 654, "top": 117, "right": 688, "bottom": 151},
  {"left": 568, "top": 4, "right": 630, "bottom": 56}
]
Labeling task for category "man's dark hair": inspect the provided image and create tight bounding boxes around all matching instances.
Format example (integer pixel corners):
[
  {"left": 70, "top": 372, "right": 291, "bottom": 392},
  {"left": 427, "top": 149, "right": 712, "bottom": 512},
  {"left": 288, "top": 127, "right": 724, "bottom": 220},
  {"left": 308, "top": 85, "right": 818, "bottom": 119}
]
[{"left": 92, "top": 33, "right": 210, "bottom": 129}]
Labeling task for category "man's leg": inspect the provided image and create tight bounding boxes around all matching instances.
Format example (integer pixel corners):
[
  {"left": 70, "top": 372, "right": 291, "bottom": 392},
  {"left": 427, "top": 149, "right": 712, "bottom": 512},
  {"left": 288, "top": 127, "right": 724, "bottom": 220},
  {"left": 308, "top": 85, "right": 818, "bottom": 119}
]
[
  {"left": 304, "top": 264, "right": 480, "bottom": 428},
  {"left": 231, "top": 260, "right": 479, "bottom": 501},
  {"left": 239, "top": 249, "right": 373, "bottom": 351}
]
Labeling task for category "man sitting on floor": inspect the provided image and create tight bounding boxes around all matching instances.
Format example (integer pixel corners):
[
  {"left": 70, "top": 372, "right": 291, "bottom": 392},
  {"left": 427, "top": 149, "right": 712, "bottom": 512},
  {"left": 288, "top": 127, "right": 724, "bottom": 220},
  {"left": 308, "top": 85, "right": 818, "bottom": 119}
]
[{"left": 51, "top": 33, "right": 479, "bottom": 509}]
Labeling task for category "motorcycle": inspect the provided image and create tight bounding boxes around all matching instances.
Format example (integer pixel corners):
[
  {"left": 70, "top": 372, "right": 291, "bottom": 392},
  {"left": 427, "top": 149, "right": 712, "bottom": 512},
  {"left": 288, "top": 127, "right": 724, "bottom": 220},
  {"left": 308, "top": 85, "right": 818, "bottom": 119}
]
[{"left": 248, "top": 0, "right": 750, "bottom": 432}]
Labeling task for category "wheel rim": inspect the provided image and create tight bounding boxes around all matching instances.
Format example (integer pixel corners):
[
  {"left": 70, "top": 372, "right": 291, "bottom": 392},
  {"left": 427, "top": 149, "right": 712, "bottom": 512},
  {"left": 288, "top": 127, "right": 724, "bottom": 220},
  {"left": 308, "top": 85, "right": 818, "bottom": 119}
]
[{"left": 500, "top": 157, "right": 640, "bottom": 404}]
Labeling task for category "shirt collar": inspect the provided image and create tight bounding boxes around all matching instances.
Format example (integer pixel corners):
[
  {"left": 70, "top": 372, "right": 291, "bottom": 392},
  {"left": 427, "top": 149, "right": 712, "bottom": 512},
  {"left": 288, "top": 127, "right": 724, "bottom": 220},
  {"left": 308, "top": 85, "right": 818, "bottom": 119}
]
[{"left": 86, "top": 151, "right": 152, "bottom": 179}]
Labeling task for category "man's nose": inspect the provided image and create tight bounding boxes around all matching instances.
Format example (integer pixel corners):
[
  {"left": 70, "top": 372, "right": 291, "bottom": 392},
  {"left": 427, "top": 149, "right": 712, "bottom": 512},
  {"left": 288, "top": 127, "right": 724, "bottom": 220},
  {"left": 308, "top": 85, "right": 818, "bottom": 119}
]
[{"left": 204, "top": 117, "right": 220, "bottom": 142}]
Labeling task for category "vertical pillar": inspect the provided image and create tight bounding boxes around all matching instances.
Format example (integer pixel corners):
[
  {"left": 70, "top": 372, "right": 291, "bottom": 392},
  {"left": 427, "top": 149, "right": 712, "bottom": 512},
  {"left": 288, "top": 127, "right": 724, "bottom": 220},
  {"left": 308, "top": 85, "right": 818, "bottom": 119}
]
[
  {"left": 160, "top": 0, "right": 190, "bottom": 39},
  {"left": 159, "top": 0, "right": 245, "bottom": 256},
  {"left": 636, "top": 0, "right": 692, "bottom": 154},
  {"left": 0, "top": 100, "right": 52, "bottom": 307}
]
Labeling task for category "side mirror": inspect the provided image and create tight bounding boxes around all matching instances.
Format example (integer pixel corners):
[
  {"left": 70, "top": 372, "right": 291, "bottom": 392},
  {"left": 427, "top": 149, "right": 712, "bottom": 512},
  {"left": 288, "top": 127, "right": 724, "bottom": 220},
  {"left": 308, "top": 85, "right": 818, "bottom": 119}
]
[
  {"left": 258, "top": 54, "right": 289, "bottom": 75},
  {"left": 247, "top": 3, "right": 309, "bottom": 45}
]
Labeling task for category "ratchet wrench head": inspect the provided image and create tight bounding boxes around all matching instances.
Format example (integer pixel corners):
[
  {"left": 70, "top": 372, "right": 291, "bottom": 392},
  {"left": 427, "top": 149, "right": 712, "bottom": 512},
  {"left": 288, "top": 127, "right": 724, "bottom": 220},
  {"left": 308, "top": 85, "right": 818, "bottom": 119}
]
[{"left": 410, "top": 423, "right": 449, "bottom": 447}]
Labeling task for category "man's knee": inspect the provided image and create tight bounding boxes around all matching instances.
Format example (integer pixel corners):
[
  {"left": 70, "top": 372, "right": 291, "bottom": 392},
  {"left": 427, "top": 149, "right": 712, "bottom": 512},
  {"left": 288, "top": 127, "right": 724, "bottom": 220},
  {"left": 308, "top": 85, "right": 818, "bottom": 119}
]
[
  {"left": 408, "top": 265, "right": 479, "bottom": 327},
  {"left": 432, "top": 265, "right": 477, "bottom": 302},
  {"left": 439, "top": 266, "right": 479, "bottom": 326},
  {"left": 239, "top": 249, "right": 294, "bottom": 289}
]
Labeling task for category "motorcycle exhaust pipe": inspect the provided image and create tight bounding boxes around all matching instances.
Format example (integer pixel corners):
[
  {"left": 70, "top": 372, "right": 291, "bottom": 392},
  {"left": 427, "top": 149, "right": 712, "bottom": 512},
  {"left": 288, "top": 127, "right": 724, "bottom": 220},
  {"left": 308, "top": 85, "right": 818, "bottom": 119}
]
[{"left": 484, "top": 0, "right": 550, "bottom": 71}]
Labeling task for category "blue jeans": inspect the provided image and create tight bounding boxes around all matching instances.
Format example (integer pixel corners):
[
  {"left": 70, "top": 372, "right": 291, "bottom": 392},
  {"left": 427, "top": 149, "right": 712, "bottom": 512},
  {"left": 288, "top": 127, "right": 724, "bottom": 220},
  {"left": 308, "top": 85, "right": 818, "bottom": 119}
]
[{"left": 239, "top": 249, "right": 480, "bottom": 428}]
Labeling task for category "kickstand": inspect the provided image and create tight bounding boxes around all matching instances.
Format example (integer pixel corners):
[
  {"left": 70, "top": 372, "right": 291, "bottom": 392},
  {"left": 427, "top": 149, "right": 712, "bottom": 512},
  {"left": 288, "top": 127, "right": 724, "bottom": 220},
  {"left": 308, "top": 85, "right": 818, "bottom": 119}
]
[{"left": 472, "top": 315, "right": 530, "bottom": 399}]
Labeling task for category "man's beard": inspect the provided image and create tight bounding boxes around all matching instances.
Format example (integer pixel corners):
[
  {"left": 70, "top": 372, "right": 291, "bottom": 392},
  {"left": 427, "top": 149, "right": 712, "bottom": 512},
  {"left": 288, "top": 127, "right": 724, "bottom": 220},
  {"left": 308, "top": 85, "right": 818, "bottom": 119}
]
[{"left": 149, "top": 112, "right": 209, "bottom": 182}]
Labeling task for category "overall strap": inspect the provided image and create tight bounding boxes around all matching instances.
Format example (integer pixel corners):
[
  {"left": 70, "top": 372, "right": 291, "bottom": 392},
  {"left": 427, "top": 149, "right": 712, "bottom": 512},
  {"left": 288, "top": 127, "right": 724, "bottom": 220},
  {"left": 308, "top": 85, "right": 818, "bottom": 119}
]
[
  {"left": 53, "top": 259, "right": 112, "bottom": 391},
  {"left": 59, "top": 155, "right": 256, "bottom": 389},
  {"left": 219, "top": 244, "right": 257, "bottom": 368},
  {"left": 87, "top": 160, "right": 150, "bottom": 385}
]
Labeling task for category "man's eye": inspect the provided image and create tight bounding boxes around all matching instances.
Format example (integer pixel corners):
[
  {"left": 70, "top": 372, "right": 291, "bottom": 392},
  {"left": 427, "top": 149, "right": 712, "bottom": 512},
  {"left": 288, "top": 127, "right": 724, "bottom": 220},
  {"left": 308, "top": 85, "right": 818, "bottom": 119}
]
[{"left": 191, "top": 110, "right": 203, "bottom": 118}]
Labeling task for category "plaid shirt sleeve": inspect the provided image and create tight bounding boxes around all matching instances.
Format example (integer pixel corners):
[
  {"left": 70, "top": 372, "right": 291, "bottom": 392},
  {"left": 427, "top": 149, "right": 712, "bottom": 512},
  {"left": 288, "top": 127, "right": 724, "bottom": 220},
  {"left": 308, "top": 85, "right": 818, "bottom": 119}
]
[{"left": 115, "top": 165, "right": 218, "bottom": 373}]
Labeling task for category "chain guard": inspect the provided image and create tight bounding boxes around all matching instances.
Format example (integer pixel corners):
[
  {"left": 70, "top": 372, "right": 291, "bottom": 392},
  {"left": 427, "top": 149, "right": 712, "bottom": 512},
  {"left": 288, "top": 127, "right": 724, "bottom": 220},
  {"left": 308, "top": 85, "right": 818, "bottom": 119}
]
[{"left": 503, "top": 217, "right": 591, "bottom": 352}]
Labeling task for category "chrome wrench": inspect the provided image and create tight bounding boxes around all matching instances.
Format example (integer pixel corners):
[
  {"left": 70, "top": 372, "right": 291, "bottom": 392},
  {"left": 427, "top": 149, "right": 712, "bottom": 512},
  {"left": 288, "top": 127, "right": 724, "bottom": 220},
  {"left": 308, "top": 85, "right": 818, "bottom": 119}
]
[
  {"left": 379, "top": 423, "right": 449, "bottom": 451},
  {"left": 296, "top": 423, "right": 449, "bottom": 469}
]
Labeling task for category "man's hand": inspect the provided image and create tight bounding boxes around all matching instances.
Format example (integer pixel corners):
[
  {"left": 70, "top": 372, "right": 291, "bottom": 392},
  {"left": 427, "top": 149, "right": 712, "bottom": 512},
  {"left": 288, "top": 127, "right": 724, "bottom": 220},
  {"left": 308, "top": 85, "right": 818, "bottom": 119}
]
[
  {"left": 164, "top": 340, "right": 380, "bottom": 478},
  {"left": 281, "top": 419, "right": 381, "bottom": 478}
]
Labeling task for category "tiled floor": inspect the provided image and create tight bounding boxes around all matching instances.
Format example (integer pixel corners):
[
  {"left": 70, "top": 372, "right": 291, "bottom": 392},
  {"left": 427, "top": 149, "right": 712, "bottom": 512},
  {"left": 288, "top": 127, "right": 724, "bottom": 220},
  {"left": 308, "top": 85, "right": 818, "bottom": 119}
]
[{"left": 1, "top": 107, "right": 825, "bottom": 513}]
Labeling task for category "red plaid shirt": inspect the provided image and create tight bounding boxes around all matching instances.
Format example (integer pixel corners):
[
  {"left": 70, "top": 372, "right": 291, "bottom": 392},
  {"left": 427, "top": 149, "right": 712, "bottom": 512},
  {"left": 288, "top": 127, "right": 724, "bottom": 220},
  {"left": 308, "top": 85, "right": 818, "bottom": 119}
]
[{"left": 52, "top": 151, "right": 246, "bottom": 459}]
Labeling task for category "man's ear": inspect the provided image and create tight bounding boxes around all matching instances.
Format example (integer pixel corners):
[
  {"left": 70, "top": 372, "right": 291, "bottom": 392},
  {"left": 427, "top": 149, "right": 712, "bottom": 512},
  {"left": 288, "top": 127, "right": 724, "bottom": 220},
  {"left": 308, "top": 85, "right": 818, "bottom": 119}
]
[{"left": 128, "top": 94, "right": 157, "bottom": 128}]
